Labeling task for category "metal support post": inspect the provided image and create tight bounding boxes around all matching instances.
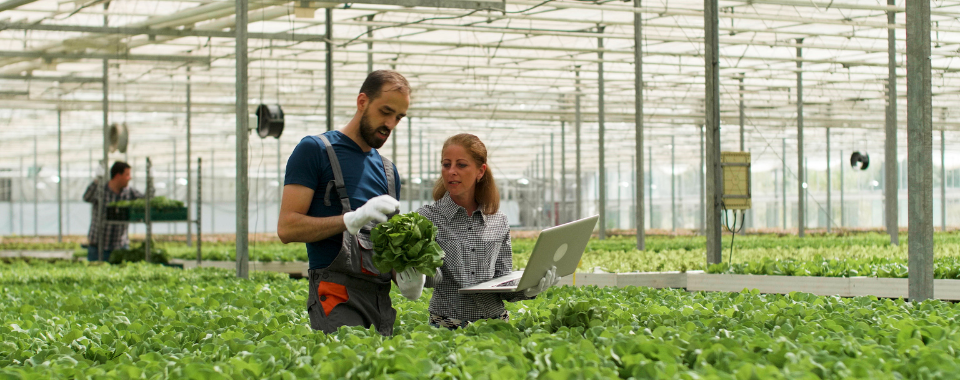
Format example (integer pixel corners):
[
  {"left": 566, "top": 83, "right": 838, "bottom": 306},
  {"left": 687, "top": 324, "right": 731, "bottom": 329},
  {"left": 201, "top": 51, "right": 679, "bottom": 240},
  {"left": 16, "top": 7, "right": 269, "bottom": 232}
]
[
  {"left": 700, "top": 125, "right": 705, "bottom": 234},
  {"left": 631, "top": 155, "right": 636, "bottom": 230},
  {"left": 561, "top": 121, "right": 566, "bottom": 224},
  {"left": 671, "top": 135, "right": 676, "bottom": 232},
  {"left": 66, "top": 163, "right": 69, "bottom": 236},
  {"left": 325, "top": 7, "right": 334, "bottom": 132},
  {"left": 197, "top": 157, "right": 202, "bottom": 265},
  {"left": 634, "top": 0, "right": 645, "bottom": 249},
  {"left": 235, "top": 0, "right": 250, "bottom": 279},
  {"left": 392, "top": 117, "right": 397, "bottom": 164},
  {"left": 804, "top": 157, "right": 808, "bottom": 229},
  {"left": 210, "top": 147, "right": 215, "bottom": 233},
  {"left": 186, "top": 68, "right": 193, "bottom": 247},
  {"left": 597, "top": 26, "right": 606, "bottom": 239},
  {"left": 366, "top": 15, "right": 374, "bottom": 74},
  {"left": 906, "top": 0, "right": 933, "bottom": 301},
  {"left": 8, "top": 160, "right": 13, "bottom": 235},
  {"left": 145, "top": 158, "right": 152, "bottom": 263},
  {"left": 418, "top": 129, "right": 423, "bottom": 204},
  {"left": 172, "top": 140, "right": 177, "bottom": 235},
  {"left": 408, "top": 117, "right": 413, "bottom": 212},
  {"left": 278, "top": 138, "right": 282, "bottom": 213},
  {"left": 542, "top": 144, "right": 547, "bottom": 226},
  {"left": 57, "top": 108, "right": 62, "bottom": 242},
  {"left": 942, "top": 129, "right": 946, "bottom": 230},
  {"left": 739, "top": 74, "right": 745, "bottom": 151},
  {"left": 796, "top": 39, "right": 805, "bottom": 238},
  {"left": 33, "top": 135, "right": 37, "bottom": 236},
  {"left": 550, "top": 133, "right": 555, "bottom": 226},
  {"left": 782, "top": 138, "right": 787, "bottom": 229},
  {"left": 19, "top": 157, "right": 23, "bottom": 236},
  {"left": 739, "top": 76, "right": 747, "bottom": 235},
  {"left": 425, "top": 141, "right": 430, "bottom": 193},
  {"left": 98, "top": 58, "right": 109, "bottom": 262},
  {"left": 841, "top": 149, "right": 845, "bottom": 228},
  {"left": 648, "top": 146, "right": 653, "bottom": 229},
  {"left": 886, "top": 0, "right": 899, "bottom": 244},
  {"left": 826, "top": 127, "right": 831, "bottom": 233},
  {"left": 774, "top": 169, "right": 779, "bottom": 228},
  {"left": 704, "top": 0, "right": 722, "bottom": 264},
  {"left": 575, "top": 66, "right": 582, "bottom": 221}
]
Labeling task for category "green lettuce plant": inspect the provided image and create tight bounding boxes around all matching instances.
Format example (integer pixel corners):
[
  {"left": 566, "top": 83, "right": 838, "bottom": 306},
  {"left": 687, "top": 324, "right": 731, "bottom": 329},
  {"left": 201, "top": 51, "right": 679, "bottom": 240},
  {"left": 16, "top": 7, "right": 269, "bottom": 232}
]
[{"left": 370, "top": 212, "right": 444, "bottom": 276}]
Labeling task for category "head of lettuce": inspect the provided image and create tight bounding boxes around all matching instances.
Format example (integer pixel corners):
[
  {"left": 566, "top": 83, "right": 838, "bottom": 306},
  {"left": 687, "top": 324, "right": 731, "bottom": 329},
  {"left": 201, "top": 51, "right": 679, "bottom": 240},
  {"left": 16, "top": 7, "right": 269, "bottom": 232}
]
[{"left": 370, "top": 212, "right": 445, "bottom": 276}]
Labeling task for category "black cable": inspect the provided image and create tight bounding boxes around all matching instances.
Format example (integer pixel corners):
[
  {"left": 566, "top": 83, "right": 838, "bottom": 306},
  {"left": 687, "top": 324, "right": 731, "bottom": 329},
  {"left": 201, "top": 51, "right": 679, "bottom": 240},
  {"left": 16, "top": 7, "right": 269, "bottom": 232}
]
[
  {"left": 720, "top": 203, "right": 745, "bottom": 264},
  {"left": 728, "top": 211, "right": 738, "bottom": 263}
]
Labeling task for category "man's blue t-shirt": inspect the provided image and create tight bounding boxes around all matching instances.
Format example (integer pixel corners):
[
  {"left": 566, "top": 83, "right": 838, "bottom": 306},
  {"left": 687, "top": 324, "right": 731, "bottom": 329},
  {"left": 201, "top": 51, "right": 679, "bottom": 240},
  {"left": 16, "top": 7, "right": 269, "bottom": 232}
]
[{"left": 284, "top": 131, "right": 401, "bottom": 270}]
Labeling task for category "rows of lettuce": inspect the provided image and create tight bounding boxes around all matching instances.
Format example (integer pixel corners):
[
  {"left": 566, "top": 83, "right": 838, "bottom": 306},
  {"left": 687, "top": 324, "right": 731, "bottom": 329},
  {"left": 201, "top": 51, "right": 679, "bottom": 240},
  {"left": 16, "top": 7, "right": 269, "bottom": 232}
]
[
  {"left": 704, "top": 256, "right": 960, "bottom": 279},
  {"left": 3, "top": 261, "right": 960, "bottom": 379},
  {"left": 8, "top": 232, "right": 960, "bottom": 278}
]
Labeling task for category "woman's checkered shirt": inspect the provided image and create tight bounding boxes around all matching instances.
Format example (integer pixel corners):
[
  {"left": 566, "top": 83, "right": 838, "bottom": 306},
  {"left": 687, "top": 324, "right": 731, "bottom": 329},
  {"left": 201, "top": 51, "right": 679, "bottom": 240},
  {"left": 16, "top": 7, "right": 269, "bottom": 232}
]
[{"left": 417, "top": 192, "right": 529, "bottom": 322}]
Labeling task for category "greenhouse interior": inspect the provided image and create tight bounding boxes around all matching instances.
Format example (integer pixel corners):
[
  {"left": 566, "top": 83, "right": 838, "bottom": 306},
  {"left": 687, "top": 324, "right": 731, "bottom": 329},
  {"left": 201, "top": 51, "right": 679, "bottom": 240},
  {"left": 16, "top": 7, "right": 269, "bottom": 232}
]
[{"left": 2, "top": 0, "right": 960, "bottom": 378}]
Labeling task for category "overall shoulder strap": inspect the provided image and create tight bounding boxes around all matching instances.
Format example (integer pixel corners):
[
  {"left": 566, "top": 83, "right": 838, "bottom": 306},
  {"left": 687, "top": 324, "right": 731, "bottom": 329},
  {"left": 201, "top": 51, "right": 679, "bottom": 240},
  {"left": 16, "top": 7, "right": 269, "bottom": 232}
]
[
  {"left": 316, "top": 134, "right": 352, "bottom": 214},
  {"left": 380, "top": 155, "right": 398, "bottom": 200}
]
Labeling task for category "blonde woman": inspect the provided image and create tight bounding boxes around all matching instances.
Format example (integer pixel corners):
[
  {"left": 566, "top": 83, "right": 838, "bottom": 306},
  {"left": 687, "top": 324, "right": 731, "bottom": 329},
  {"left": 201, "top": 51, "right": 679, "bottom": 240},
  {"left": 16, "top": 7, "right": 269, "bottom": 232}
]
[{"left": 404, "top": 133, "right": 558, "bottom": 329}]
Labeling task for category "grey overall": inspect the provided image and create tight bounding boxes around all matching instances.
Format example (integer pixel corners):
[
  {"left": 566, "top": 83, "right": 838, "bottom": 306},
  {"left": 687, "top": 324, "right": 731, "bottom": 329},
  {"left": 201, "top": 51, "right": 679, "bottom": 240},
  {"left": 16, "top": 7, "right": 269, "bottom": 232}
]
[{"left": 306, "top": 134, "right": 398, "bottom": 336}]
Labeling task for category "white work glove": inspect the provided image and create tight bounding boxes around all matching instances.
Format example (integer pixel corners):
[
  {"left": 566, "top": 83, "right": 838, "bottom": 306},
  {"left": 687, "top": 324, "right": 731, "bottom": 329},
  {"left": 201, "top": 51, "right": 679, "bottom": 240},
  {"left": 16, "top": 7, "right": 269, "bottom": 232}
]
[
  {"left": 524, "top": 265, "right": 560, "bottom": 297},
  {"left": 343, "top": 195, "right": 399, "bottom": 235},
  {"left": 396, "top": 267, "right": 426, "bottom": 300}
]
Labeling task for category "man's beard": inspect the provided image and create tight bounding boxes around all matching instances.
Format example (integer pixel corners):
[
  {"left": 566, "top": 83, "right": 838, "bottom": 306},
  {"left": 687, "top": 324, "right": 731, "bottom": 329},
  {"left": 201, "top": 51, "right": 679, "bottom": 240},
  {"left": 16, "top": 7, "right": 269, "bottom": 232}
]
[{"left": 359, "top": 110, "right": 390, "bottom": 149}]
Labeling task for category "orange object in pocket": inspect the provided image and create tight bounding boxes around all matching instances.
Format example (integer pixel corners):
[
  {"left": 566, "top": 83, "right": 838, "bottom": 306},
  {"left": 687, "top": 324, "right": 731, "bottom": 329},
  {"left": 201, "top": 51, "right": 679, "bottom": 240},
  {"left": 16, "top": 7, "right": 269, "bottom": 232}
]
[
  {"left": 317, "top": 281, "right": 349, "bottom": 316},
  {"left": 360, "top": 255, "right": 378, "bottom": 276},
  {"left": 357, "top": 235, "right": 380, "bottom": 277}
]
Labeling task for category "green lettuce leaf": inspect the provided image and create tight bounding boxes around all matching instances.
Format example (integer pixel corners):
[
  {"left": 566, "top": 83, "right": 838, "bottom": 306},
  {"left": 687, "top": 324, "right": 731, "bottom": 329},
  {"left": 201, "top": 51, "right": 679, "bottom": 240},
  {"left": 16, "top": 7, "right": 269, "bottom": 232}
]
[{"left": 370, "top": 212, "right": 445, "bottom": 276}]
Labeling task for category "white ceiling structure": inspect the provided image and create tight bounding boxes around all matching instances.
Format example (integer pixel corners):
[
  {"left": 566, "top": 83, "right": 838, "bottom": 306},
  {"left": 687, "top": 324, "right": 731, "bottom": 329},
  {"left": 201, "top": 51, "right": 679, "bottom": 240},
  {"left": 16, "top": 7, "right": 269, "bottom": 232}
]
[{"left": 1, "top": 0, "right": 959, "bottom": 183}]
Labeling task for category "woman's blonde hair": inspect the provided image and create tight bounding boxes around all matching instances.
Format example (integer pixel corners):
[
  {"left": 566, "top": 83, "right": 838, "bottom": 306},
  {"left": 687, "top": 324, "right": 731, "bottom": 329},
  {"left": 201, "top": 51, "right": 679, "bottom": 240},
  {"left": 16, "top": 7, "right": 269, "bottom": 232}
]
[{"left": 432, "top": 133, "right": 500, "bottom": 214}]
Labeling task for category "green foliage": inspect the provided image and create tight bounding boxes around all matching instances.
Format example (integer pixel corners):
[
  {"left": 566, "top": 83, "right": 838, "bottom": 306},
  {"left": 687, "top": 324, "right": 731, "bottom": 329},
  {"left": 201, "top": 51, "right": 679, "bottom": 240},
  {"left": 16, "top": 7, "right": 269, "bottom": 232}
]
[
  {"left": 370, "top": 212, "right": 445, "bottom": 276},
  {"left": 0, "top": 242, "right": 81, "bottom": 251},
  {"left": 108, "top": 196, "right": 184, "bottom": 210},
  {"left": 160, "top": 242, "right": 306, "bottom": 263},
  {"left": 11, "top": 231, "right": 960, "bottom": 278},
  {"left": 106, "top": 242, "right": 170, "bottom": 265},
  {"left": 6, "top": 261, "right": 960, "bottom": 378},
  {"left": 707, "top": 255, "right": 960, "bottom": 279}
]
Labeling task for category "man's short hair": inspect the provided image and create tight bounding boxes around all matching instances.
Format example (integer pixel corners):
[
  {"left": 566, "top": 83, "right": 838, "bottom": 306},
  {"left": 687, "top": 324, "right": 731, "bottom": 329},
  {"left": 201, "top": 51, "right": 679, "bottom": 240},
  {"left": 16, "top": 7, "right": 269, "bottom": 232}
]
[
  {"left": 110, "top": 161, "right": 131, "bottom": 179},
  {"left": 359, "top": 70, "right": 410, "bottom": 101}
]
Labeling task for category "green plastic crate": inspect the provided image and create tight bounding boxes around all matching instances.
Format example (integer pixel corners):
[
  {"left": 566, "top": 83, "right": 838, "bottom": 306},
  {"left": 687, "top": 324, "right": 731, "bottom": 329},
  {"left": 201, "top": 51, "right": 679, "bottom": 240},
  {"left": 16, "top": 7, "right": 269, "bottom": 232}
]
[{"left": 129, "top": 207, "right": 188, "bottom": 222}]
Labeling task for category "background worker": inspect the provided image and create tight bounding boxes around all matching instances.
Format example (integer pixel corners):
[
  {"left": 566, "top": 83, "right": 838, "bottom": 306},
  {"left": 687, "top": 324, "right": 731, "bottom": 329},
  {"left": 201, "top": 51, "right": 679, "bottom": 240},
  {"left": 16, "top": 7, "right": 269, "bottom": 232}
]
[{"left": 83, "top": 161, "right": 143, "bottom": 262}]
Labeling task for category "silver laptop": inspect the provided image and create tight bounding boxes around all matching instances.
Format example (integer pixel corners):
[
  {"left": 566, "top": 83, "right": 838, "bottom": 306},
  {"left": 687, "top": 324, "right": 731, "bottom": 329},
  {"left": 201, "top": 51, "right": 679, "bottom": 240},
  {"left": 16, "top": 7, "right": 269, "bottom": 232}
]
[{"left": 459, "top": 215, "right": 599, "bottom": 294}]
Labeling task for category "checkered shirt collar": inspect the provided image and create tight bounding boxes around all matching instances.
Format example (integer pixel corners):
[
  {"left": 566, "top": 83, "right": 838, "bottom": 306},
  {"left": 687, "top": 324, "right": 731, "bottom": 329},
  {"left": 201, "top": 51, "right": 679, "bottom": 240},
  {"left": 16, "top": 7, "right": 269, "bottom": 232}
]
[{"left": 437, "top": 192, "right": 487, "bottom": 224}]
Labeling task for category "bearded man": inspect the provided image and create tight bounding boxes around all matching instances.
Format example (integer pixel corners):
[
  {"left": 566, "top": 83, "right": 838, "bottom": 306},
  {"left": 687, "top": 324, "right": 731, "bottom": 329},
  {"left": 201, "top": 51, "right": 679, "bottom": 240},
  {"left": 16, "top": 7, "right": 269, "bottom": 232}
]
[{"left": 278, "top": 70, "right": 417, "bottom": 336}]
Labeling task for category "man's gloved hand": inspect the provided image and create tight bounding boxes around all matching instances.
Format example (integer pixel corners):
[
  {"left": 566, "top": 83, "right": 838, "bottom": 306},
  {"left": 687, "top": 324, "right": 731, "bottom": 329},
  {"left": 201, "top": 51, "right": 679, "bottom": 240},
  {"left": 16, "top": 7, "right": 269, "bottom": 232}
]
[
  {"left": 396, "top": 267, "right": 426, "bottom": 300},
  {"left": 343, "top": 195, "right": 399, "bottom": 235},
  {"left": 524, "top": 265, "right": 560, "bottom": 297}
]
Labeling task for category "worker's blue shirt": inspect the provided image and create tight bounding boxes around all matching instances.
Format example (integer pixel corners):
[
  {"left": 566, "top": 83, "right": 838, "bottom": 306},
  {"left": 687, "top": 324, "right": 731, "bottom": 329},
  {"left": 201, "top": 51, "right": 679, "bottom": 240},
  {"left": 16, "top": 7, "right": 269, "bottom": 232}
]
[{"left": 284, "top": 131, "right": 401, "bottom": 270}]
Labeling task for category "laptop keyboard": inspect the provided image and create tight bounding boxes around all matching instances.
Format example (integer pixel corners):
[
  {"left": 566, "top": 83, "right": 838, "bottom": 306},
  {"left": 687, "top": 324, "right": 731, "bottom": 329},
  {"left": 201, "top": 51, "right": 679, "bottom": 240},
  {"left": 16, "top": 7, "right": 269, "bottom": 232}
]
[{"left": 495, "top": 279, "right": 519, "bottom": 287}]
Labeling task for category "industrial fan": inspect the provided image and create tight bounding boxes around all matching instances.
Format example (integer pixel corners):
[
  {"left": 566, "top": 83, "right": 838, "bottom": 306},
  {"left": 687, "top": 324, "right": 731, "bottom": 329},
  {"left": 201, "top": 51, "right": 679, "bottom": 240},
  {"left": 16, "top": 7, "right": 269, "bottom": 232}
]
[
  {"left": 108, "top": 123, "right": 129, "bottom": 153},
  {"left": 256, "top": 104, "right": 284, "bottom": 139},
  {"left": 850, "top": 151, "right": 869, "bottom": 170}
]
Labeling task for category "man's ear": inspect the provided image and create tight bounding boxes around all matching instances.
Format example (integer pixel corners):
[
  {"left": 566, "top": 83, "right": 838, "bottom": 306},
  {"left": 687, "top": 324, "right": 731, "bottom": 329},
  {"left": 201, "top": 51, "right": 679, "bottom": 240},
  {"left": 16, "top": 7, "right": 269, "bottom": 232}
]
[{"left": 357, "top": 92, "right": 369, "bottom": 112}]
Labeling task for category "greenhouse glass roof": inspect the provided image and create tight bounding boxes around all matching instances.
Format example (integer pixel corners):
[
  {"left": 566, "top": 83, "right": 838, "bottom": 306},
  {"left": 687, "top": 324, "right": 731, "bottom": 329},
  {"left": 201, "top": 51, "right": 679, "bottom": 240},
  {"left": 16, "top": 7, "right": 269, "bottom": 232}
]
[{"left": 1, "top": 0, "right": 959, "bottom": 180}]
